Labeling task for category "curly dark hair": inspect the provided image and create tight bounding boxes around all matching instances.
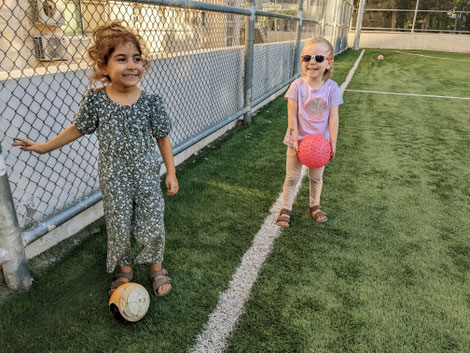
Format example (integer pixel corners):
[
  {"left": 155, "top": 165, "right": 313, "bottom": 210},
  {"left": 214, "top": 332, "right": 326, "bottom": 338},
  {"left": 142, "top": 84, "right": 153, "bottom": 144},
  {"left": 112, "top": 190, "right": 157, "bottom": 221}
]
[{"left": 87, "top": 21, "right": 150, "bottom": 87}]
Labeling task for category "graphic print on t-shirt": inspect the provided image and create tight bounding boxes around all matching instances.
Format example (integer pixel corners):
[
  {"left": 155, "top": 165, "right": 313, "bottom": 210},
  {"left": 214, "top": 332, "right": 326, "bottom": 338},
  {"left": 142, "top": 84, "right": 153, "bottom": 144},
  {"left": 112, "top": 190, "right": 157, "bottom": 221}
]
[{"left": 304, "top": 97, "right": 328, "bottom": 121}]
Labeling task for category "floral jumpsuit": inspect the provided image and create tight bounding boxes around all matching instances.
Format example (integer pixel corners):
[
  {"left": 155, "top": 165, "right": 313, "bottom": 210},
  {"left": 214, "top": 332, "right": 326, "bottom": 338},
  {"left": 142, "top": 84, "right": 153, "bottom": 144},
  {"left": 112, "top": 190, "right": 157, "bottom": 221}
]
[{"left": 74, "top": 89, "right": 171, "bottom": 273}]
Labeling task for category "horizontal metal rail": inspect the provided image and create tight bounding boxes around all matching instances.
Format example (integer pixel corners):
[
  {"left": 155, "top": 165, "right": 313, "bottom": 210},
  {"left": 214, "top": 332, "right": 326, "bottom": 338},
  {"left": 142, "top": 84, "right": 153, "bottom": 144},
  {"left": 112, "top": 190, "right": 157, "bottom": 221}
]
[
  {"left": 363, "top": 9, "right": 470, "bottom": 14},
  {"left": 355, "top": 27, "right": 470, "bottom": 34},
  {"left": 22, "top": 105, "right": 256, "bottom": 246},
  {"left": 126, "top": 0, "right": 250, "bottom": 15},
  {"left": 23, "top": 192, "right": 102, "bottom": 246},
  {"left": 256, "top": 10, "right": 313, "bottom": 22},
  {"left": 410, "top": 29, "right": 470, "bottom": 34},
  {"left": 124, "top": 0, "right": 320, "bottom": 22}
]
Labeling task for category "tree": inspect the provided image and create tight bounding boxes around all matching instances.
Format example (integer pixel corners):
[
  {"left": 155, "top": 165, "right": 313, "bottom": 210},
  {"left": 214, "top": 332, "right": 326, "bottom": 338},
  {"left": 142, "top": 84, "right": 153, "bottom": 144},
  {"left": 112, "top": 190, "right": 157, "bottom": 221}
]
[{"left": 352, "top": 0, "right": 470, "bottom": 32}]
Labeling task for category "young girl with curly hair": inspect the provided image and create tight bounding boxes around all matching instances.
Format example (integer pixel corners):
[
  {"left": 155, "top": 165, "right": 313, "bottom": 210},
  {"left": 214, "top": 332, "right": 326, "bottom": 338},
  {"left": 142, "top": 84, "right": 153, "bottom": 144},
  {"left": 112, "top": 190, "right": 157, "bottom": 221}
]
[{"left": 14, "top": 21, "right": 178, "bottom": 297}]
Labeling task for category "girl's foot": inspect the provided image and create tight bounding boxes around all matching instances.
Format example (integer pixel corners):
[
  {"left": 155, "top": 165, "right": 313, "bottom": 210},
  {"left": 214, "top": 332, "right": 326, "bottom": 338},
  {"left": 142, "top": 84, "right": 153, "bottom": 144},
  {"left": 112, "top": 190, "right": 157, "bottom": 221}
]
[
  {"left": 109, "top": 267, "right": 133, "bottom": 295},
  {"left": 151, "top": 263, "right": 172, "bottom": 296},
  {"left": 276, "top": 209, "right": 292, "bottom": 227},
  {"left": 310, "top": 205, "right": 328, "bottom": 222}
]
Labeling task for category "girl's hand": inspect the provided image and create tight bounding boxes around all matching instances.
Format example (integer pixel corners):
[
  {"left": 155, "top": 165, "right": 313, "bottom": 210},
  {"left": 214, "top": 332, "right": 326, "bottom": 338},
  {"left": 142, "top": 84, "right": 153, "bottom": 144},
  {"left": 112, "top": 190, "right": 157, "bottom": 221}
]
[
  {"left": 12, "top": 138, "right": 46, "bottom": 154},
  {"left": 293, "top": 139, "right": 299, "bottom": 152},
  {"left": 330, "top": 142, "right": 336, "bottom": 159},
  {"left": 291, "top": 131, "right": 299, "bottom": 152},
  {"left": 166, "top": 174, "right": 179, "bottom": 196}
]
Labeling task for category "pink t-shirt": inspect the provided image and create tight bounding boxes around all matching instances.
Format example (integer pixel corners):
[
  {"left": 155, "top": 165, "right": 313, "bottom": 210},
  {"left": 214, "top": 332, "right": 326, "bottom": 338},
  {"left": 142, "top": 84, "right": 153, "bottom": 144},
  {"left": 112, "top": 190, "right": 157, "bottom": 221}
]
[{"left": 283, "top": 77, "right": 343, "bottom": 147}]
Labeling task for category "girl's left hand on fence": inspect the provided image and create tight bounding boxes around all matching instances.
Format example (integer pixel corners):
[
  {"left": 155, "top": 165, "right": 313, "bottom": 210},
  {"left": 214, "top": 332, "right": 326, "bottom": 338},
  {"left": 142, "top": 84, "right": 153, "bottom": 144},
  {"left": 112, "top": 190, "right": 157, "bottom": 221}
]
[{"left": 12, "top": 138, "right": 45, "bottom": 154}]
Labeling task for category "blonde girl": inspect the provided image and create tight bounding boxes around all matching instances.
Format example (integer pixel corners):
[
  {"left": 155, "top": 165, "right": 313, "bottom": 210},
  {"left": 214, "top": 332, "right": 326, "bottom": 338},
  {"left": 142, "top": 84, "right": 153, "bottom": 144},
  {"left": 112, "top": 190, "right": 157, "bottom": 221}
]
[
  {"left": 13, "top": 21, "right": 178, "bottom": 296},
  {"left": 276, "top": 37, "right": 343, "bottom": 227}
]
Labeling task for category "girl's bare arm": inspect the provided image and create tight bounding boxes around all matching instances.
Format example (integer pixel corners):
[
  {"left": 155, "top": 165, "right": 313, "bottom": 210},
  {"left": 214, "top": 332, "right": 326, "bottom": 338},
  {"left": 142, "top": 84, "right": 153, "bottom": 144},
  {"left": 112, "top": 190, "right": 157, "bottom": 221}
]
[
  {"left": 328, "top": 106, "right": 339, "bottom": 158},
  {"left": 157, "top": 136, "right": 179, "bottom": 196},
  {"left": 287, "top": 99, "right": 299, "bottom": 151},
  {"left": 13, "top": 124, "right": 84, "bottom": 154}
]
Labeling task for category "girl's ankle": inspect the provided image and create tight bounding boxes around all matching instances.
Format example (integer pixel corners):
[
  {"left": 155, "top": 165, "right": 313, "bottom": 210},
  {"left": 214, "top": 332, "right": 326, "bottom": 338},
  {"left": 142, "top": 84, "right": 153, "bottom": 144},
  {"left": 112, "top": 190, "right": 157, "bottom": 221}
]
[{"left": 120, "top": 266, "right": 133, "bottom": 273}]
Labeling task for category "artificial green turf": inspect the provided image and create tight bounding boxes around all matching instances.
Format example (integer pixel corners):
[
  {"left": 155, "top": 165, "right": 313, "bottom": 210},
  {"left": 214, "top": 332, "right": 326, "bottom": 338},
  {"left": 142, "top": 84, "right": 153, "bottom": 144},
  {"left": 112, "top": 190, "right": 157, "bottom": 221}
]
[
  {"left": 348, "top": 48, "right": 470, "bottom": 97},
  {"left": 225, "top": 50, "right": 470, "bottom": 352},
  {"left": 0, "top": 101, "right": 291, "bottom": 352},
  {"left": 9, "top": 47, "right": 461, "bottom": 353},
  {"left": 0, "top": 51, "right": 360, "bottom": 352}
]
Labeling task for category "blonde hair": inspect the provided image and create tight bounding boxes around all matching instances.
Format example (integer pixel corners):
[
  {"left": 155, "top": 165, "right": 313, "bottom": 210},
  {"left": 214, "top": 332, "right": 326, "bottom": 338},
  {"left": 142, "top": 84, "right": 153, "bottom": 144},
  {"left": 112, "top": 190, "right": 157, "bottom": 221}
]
[
  {"left": 87, "top": 21, "right": 149, "bottom": 88},
  {"left": 301, "top": 37, "right": 335, "bottom": 80}
]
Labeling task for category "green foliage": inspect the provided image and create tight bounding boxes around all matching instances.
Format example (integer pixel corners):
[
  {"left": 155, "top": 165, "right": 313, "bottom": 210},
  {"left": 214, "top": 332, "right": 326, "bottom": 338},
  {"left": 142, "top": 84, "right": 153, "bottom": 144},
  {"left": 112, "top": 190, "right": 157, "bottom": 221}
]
[
  {"left": 358, "top": 0, "right": 467, "bottom": 10},
  {"left": 357, "top": 0, "right": 470, "bottom": 32}
]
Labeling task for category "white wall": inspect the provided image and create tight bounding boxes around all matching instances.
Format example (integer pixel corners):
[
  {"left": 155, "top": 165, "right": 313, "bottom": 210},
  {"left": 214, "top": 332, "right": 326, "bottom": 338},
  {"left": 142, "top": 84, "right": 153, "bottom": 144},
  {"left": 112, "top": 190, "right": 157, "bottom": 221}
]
[{"left": 348, "top": 31, "right": 470, "bottom": 53}]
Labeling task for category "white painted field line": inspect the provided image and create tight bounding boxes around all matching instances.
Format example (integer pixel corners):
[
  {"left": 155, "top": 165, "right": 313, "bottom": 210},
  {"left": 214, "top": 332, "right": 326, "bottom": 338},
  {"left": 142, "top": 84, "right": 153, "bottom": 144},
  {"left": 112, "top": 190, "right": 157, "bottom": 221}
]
[
  {"left": 340, "top": 49, "right": 365, "bottom": 94},
  {"left": 189, "top": 50, "right": 366, "bottom": 353},
  {"left": 189, "top": 167, "right": 306, "bottom": 353},
  {"left": 345, "top": 89, "right": 470, "bottom": 100},
  {"left": 395, "top": 50, "right": 470, "bottom": 63}
]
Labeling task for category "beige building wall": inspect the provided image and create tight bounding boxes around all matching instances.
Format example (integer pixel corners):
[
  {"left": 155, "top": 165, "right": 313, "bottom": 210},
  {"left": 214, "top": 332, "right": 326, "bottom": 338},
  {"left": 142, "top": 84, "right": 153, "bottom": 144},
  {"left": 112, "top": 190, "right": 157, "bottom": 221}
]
[
  {"left": 0, "top": 0, "right": 30, "bottom": 72},
  {"left": 0, "top": 0, "right": 245, "bottom": 77},
  {"left": 348, "top": 31, "right": 470, "bottom": 53}
]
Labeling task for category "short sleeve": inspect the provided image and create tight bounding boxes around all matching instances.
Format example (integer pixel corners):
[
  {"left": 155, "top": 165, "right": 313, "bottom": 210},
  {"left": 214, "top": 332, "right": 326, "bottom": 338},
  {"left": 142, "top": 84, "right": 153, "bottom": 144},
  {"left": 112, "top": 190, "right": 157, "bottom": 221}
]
[
  {"left": 284, "top": 79, "right": 300, "bottom": 101},
  {"left": 328, "top": 81, "right": 343, "bottom": 108},
  {"left": 149, "top": 94, "right": 171, "bottom": 139},
  {"left": 73, "top": 92, "right": 99, "bottom": 135}
]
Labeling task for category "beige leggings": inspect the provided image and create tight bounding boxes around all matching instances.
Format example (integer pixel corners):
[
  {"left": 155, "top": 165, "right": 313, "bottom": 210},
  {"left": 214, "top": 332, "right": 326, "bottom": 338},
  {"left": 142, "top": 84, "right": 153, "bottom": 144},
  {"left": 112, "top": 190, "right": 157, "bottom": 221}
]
[{"left": 282, "top": 146, "right": 325, "bottom": 211}]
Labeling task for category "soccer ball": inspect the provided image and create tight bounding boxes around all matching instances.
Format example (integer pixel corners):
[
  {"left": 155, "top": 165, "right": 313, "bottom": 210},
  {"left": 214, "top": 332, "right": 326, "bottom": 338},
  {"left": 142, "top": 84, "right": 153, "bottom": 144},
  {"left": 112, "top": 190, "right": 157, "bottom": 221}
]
[
  {"left": 297, "top": 134, "right": 331, "bottom": 169},
  {"left": 377, "top": 55, "right": 384, "bottom": 61},
  {"left": 109, "top": 282, "right": 150, "bottom": 322}
]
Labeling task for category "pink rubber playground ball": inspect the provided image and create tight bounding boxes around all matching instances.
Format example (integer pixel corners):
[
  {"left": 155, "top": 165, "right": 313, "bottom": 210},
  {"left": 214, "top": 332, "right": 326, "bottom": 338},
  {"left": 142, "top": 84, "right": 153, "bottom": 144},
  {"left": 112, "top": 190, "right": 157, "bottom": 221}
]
[{"left": 297, "top": 134, "right": 331, "bottom": 169}]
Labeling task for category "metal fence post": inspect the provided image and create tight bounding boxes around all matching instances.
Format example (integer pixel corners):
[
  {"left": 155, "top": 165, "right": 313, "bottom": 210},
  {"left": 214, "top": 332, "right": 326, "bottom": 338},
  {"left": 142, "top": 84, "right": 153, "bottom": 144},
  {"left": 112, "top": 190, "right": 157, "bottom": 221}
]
[
  {"left": 342, "top": 0, "right": 351, "bottom": 50},
  {"left": 347, "top": 0, "right": 354, "bottom": 40},
  {"left": 292, "top": 0, "right": 304, "bottom": 76},
  {"left": 331, "top": 0, "right": 340, "bottom": 51},
  {"left": 320, "top": 0, "right": 328, "bottom": 36},
  {"left": 354, "top": 0, "right": 366, "bottom": 50},
  {"left": 242, "top": 0, "right": 255, "bottom": 125},
  {"left": 0, "top": 144, "right": 32, "bottom": 291},
  {"left": 411, "top": 0, "right": 420, "bottom": 33}
]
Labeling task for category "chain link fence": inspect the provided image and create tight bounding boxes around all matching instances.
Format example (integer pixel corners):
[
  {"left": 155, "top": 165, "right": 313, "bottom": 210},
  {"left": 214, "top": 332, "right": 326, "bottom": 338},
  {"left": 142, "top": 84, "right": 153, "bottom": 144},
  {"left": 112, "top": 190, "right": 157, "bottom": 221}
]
[
  {"left": 1, "top": 0, "right": 352, "bottom": 248},
  {"left": 351, "top": 0, "right": 470, "bottom": 34}
]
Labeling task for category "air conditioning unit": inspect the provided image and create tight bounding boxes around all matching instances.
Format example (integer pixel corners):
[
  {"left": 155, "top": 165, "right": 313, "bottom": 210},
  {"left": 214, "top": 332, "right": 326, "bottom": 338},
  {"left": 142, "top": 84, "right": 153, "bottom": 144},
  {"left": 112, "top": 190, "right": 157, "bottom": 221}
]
[
  {"left": 33, "top": 0, "right": 65, "bottom": 25},
  {"left": 33, "top": 35, "right": 69, "bottom": 61}
]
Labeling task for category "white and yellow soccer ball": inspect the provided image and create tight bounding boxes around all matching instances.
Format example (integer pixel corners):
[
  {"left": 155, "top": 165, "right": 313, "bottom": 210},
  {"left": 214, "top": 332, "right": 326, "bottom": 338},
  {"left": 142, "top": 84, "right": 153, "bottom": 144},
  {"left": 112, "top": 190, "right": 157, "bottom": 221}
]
[
  {"left": 109, "top": 282, "right": 150, "bottom": 322},
  {"left": 377, "top": 54, "right": 384, "bottom": 61}
]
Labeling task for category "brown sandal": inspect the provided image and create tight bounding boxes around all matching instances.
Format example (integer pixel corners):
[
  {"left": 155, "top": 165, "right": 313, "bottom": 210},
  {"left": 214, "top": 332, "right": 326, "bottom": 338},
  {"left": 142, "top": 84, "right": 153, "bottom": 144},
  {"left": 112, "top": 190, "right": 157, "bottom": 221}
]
[
  {"left": 109, "top": 270, "right": 133, "bottom": 294},
  {"left": 151, "top": 268, "right": 172, "bottom": 297},
  {"left": 276, "top": 208, "right": 292, "bottom": 227},
  {"left": 310, "top": 206, "right": 328, "bottom": 223}
]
